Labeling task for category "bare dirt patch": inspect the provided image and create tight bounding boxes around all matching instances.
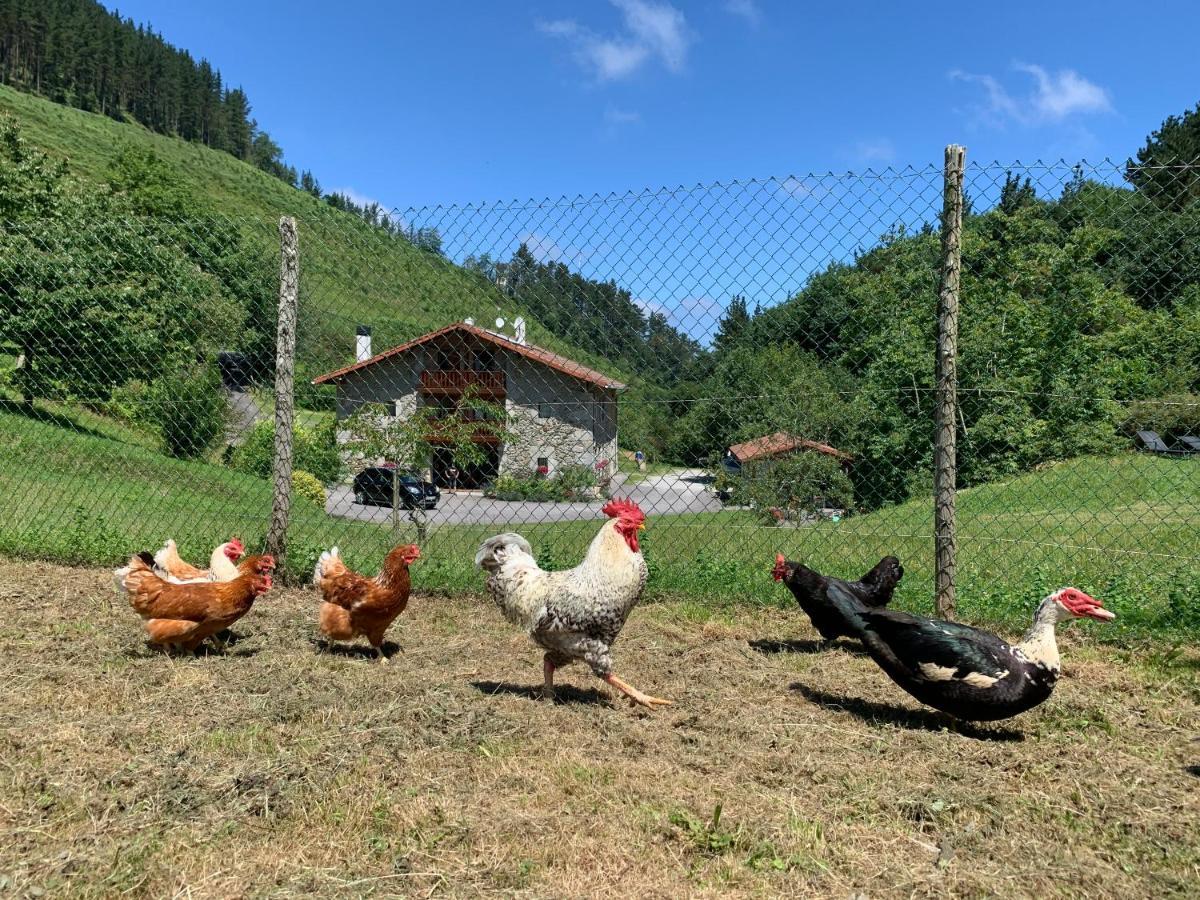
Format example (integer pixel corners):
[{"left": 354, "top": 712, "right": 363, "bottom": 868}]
[{"left": 0, "top": 557, "right": 1197, "bottom": 898}]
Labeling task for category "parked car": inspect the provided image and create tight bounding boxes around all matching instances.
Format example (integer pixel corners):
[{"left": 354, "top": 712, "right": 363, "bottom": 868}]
[{"left": 353, "top": 467, "right": 440, "bottom": 509}]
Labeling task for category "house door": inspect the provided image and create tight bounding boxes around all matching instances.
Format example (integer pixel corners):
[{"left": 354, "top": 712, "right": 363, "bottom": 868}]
[{"left": 432, "top": 446, "right": 500, "bottom": 490}]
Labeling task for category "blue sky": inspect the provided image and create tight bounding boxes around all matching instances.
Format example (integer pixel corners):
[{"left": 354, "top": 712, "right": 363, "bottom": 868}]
[
  {"left": 101, "top": 0, "right": 1200, "bottom": 209},
  {"left": 98, "top": 1, "right": 1200, "bottom": 341}
]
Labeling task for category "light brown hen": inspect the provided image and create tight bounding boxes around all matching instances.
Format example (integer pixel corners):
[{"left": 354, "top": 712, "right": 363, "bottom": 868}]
[
  {"left": 313, "top": 544, "right": 420, "bottom": 662},
  {"left": 116, "top": 551, "right": 274, "bottom": 652}
]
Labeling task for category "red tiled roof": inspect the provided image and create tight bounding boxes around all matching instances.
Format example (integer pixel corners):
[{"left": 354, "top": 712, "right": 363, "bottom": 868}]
[
  {"left": 311, "top": 322, "right": 626, "bottom": 390},
  {"left": 728, "top": 432, "right": 852, "bottom": 463}
]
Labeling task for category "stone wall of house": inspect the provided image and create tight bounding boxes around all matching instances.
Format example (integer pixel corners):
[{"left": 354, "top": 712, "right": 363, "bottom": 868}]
[
  {"left": 333, "top": 351, "right": 423, "bottom": 419},
  {"left": 500, "top": 360, "right": 619, "bottom": 478},
  {"left": 333, "top": 357, "right": 421, "bottom": 480}
]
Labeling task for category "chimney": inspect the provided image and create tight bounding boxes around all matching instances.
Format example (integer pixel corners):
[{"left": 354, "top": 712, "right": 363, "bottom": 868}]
[
  {"left": 356, "top": 325, "right": 372, "bottom": 362},
  {"left": 514, "top": 316, "right": 526, "bottom": 345}
]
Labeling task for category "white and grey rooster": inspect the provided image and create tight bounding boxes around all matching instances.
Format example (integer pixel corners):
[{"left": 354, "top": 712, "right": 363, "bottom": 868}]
[{"left": 474, "top": 498, "right": 670, "bottom": 709}]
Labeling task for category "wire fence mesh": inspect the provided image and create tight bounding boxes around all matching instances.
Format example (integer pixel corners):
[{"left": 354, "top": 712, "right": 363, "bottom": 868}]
[{"left": 1, "top": 156, "right": 1197, "bottom": 637}]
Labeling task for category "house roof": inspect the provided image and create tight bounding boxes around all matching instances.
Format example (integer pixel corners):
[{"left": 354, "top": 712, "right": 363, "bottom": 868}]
[
  {"left": 311, "top": 322, "right": 626, "bottom": 391},
  {"left": 727, "top": 432, "right": 853, "bottom": 464}
]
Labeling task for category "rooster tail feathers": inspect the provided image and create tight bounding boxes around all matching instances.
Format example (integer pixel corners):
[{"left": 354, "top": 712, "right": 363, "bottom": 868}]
[
  {"left": 313, "top": 546, "right": 340, "bottom": 585},
  {"left": 474, "top": 533, "right": 533, "bottom": 572},
  {"left": 153, "top": 538, "right": 179, "bottom": 572},
  {"left": 824, "top": 581, "right": 870, "bottom": 634}
]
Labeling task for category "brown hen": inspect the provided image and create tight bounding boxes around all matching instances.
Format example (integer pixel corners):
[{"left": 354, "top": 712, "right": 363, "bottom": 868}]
[
  {"left": 116, "top": 552, "right": 274, "bottom": 652},
  {"left": 314, "top": 544, "right": 420, "bottom": 662}
]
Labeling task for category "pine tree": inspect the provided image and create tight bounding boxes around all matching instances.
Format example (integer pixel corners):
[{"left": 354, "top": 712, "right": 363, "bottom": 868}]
[{"left": 713, "top": 295, "right": 751, "bottom": 354}]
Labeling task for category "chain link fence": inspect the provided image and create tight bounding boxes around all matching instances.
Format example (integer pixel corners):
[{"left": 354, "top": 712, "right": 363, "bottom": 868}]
[{"left": 1, "top": 154, "right": 1197, "bottom": 637}]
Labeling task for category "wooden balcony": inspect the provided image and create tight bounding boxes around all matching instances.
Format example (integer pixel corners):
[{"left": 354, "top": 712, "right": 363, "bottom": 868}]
[
  {"left": 425, "top": 413, "right": 504, "bottom": 445},
  {"left": 418, "top": 369, "right": 506, "bottom": 397}
]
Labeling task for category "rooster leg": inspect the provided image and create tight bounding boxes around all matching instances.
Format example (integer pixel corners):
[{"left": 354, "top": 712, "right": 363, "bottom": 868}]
[
  {"left": 373, "top": 642, "right": 389, "bottom": 664},
  {"left": 541, "top": 655, "right": 556, "bottom": 702},
  {"left": 601, "top": 673, "right": 672, "bottom": 709}
]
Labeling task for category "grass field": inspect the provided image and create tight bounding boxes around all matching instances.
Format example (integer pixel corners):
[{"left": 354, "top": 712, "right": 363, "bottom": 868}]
[
  {"left": 1, "top": 406, "right": 1197, "bottom": 641},
  {"left": 0, "top": 558, "right": 1197, "bottom": 897}
]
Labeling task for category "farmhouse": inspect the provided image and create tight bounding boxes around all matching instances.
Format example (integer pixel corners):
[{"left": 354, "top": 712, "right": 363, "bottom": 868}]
[{"left": 312, "top": 322, "right": 624, "bottom": 489}]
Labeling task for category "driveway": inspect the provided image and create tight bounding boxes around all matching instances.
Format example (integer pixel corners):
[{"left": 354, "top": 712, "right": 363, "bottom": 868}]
[{"left": 325, "top": 468, "right": 723, "bottom": 526}]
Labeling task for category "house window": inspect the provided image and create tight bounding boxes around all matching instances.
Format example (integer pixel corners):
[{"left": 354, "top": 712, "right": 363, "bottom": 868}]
[
  {"left": 392, "top": 400, "right": 402, "bottom": 417},
  {"left": 537, "top": 456, "right": 549, "bottom": 469}
]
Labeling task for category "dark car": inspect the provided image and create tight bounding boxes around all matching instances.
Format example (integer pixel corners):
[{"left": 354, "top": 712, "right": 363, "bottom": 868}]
[{"left": 353, "top": 467, "right": 440, "bottom": 510}]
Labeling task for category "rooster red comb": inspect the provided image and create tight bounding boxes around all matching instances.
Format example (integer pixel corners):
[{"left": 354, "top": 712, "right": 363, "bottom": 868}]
[
  {"left": 771, "top": 553, "right": 789, "bottom": 582},
  {"left": 601, "top": 497, "right": 645, "bottom": 522}
]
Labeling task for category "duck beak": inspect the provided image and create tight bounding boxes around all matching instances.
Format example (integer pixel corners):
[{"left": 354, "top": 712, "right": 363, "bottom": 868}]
[{"left": 1085, "top": 606, "right": 1116, "bottom": 621}]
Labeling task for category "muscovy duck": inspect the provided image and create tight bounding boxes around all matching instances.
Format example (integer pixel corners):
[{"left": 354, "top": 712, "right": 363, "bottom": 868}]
[
  {"left": 828, "top": 587, "right": 1114, "bottom": 721},
  {"left": 771, "top": 553, "right": 904, "bottom": 642}
]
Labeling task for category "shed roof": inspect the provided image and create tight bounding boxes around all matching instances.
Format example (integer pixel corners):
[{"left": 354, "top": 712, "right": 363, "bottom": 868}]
[{"left": 727, "top": 431, "right": 852, "bottom": 463}]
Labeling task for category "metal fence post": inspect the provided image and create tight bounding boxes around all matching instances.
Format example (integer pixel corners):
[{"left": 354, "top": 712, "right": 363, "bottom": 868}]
[
  {"left": 935, "top": 145, "right": 965, "bottom": 620},
  {"left": 266, "top": 216, "right": 299, "bottom": 564}
]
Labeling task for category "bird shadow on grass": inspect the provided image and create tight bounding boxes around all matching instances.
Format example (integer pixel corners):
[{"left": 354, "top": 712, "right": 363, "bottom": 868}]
[
  {"left": 470, "top": 680, "right": 610, "bottom": 706},
  {"left": 1186, "top": 765, "right": 1200, "bottom": 779},
  {"left": 310, "top": 638, "right": 401, "bottom": 661},
  {"left": 750, "top": 637, "right": 870, "bottom": 658},
  {"left": 124, "top": 636, "right": 261, "bottom": 660},
  {"left": 790, "top": 682, "right": 1025, "bottom": 743}
]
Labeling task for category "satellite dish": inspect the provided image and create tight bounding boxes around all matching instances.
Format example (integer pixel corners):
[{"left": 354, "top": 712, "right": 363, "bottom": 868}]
[{"left": 495, "top": 317, "right": 506, "bottom": 329}]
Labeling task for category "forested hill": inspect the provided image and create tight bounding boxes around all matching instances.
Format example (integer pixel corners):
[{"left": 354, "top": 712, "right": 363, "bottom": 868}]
[{"left": 0, "top": 0, "right": 297, "bottom": 183}]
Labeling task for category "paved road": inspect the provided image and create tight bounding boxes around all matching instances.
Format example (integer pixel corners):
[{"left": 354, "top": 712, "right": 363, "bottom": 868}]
[{"left": 325, "top": 469, "right": 724, "bottom": 527}]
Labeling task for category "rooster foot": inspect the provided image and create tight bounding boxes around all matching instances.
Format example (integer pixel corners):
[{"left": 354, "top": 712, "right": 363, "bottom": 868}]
[{"left": 602, "top": 673, "right": 673, "bottom": 710}]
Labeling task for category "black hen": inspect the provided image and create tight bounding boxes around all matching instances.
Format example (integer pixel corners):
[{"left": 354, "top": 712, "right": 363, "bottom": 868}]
[
  {"left": 824, "top": 587, "right": 1115, "bottom": 721},
  {"left": 771, "top": 554, "right": 903, "bottom": 643}
]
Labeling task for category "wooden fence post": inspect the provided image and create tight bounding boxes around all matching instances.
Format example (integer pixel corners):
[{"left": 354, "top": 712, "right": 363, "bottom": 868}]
[
  {"left": 935, "top": 145, "right": 965, "bottom": 620},
  {"left": 266, "top": 216, "right": 299, "bottom": 563}
]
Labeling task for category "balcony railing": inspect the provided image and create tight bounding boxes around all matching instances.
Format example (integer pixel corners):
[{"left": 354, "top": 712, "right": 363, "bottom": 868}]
[
  {"left": 418, "top": 369, "right": 505, "bottom": 395},
  {"left": 425, "top": 413, "right": 504, "bottom": 444}
]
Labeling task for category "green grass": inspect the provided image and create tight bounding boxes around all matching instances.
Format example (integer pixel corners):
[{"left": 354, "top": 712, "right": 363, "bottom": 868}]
[
  {"left": 2, "top": 406, "right": 1196, "bottom": 640},
  {"left": 0, "top": 83, "right": 634, "bottom": 383}
]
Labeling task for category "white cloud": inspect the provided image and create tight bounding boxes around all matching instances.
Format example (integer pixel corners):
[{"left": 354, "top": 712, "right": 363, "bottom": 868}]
[
  {"left": 538, "top": 0, "right": 691, "bottom": 82},
  {"left": 328, "top": 186, "right": 405, "bottom": 226},
  {"left": 604, "top": 106, "right": 641, "bottom": 125},
  {"left": 950, "top": 63, "right": 1112, "bottom": 127},
  {"left": 778, "top": 176, "right": 834, "bottom": 201},
  {"left": 853, "top": 139, "right": 896, "bottom": 163},
  {"left": 519, "top": 232, "right": 591, "bottom": 266},
  {"left": 723, "top": 0, "right": 762, "bottom": 26},
  {"left": 330, "top": 186, "right": 381, "bottom": 209},
  {"left": 635, "top": 295, "right": 724, "bottom": 342}
]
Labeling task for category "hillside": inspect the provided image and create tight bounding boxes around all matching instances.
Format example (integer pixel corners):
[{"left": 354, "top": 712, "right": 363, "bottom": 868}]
[{"left": 0, "top": 83, "right": 633, "bottom": 386}]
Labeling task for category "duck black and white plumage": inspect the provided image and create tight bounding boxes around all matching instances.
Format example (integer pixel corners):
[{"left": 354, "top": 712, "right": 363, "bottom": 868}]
[
  {"left": 771, "top": 553, "right": 904, "bottom": 643},
  {"left": 833, "top": 587, "right": 1115, "bottom": 721}
]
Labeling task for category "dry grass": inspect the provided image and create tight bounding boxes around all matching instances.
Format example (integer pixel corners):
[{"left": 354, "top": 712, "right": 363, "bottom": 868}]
[{"left": 1, "top": 557, "right": 1197, "bottom": 898}]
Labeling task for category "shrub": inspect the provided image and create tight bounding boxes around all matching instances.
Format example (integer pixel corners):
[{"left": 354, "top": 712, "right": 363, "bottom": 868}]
[
  {"left": 486, "top": 464, "right": 598, "bottom": 502},
  {"left": 230, "top": 418, "right": 341, "bottom": 483},
  {"left": 147, "top": 364, "right": 228, "bottom": 459},
  {"left": 1120, "top": 393, "right": 1200, "bottom": 440},
  {"left": 716, "top": 451, "right": 855, "bottom": 525},
  {"left": 291, "top": 469, "right": 326, "bottom": 509}
]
